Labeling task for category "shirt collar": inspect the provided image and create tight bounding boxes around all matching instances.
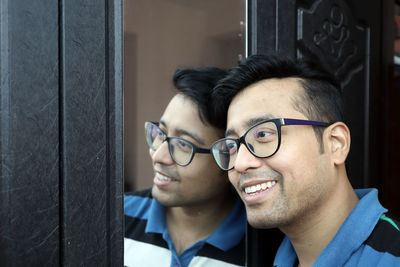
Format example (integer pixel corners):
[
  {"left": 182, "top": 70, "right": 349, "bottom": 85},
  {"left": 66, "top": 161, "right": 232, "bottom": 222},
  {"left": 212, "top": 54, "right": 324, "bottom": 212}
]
[
  {"left": 273, "top": 188, "right": 386, "bottom": 267},
  {"left": 145, "top": 198, "right": 167, "bottom": 234},
  {"left": 315, "top": 188, "right": 387, "bottom": 265},
  {"left": 205, "top": 195, "right": 246, "bottom": 251},
  {"left": 145, "top": 194, "right": 246, "bottom": 251}
]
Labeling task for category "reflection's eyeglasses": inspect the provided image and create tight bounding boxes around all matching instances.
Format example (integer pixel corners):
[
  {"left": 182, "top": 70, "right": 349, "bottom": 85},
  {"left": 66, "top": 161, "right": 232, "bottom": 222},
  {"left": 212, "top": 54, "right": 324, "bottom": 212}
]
[
  {"left": 144, "top": 122, "right": 211, "bottom": 166},
  {"left": 210, "top": 118, "right": 329, "bottom": 171}
]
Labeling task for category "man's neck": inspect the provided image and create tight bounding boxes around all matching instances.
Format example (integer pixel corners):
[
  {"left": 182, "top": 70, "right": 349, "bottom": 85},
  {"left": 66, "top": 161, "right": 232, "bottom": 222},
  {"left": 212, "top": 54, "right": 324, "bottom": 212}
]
[
  {"left": 165, "top": 191, "right": 236, "bottom": 255},
  {"left": 281, "top": 180, "right": 359, "bottom": 267}
]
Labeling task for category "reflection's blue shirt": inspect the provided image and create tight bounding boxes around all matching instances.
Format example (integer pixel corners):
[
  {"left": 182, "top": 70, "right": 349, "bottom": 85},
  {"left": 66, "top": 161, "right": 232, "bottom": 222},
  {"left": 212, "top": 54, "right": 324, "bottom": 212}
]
[{"left": 124, "top": 188, "right": 246, "bottom": 267}]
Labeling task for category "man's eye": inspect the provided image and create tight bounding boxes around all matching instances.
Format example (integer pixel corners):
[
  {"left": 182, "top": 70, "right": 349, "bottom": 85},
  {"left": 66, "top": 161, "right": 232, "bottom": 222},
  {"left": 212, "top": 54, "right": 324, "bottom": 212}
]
[
  {"left": 178, "top": 140, "right": 188, "bottom": 147},
  {"left": 227, "top": 142, "right": 236, "bottom": 150},
  {"left": 256, "top": 131, "right": 270, "bottom": 138},
  {"left": 222, "top": 141, "right": 237, "bottom": 154},
  {"left": 177, "top": 140, "right": 192, "bottom": 152},
  {"left": 253, "top": 129, "right": 276, "bottom": 142},
  {"left": 152, "top": 129, "right": 163, "bottom": 138}
]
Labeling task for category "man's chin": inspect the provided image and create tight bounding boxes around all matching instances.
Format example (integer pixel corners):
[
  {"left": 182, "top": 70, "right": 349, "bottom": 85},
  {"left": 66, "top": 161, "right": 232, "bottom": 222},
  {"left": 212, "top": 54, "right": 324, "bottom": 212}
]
[
  {"left": 247, "top": 213, "right": 279, "bottom": 229},
  {"left": 152, "top": 186, "right": 181, "bottom": 207}
]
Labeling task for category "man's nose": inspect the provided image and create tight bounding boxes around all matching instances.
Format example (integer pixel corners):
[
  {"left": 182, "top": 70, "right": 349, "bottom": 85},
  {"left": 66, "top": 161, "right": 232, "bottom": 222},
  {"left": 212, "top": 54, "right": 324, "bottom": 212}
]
[
  {"left": 234, "top": 143, "right": 263, "bottom": 173},
  {"left": 151, "top": 141, "right": 174, "bottom": 165}
]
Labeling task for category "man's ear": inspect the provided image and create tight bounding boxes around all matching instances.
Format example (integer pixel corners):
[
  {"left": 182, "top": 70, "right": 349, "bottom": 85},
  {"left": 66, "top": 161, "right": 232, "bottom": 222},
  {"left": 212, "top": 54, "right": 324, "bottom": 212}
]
[{"left": 324, "top": 122, "right": 351, "bottom": 165}]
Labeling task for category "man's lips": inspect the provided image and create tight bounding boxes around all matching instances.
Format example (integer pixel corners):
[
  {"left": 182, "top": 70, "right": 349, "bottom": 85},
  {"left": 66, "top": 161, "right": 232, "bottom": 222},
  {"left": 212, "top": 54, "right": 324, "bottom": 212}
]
[{"left": 153, "top": 171, "right": 178, "bottom": 185}]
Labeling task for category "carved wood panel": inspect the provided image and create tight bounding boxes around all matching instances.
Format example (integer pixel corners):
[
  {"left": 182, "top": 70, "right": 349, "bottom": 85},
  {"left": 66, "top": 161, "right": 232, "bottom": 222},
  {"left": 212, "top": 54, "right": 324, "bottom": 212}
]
[
  {"left": 297, "top": 0, "right": 370, "bottom": 187},
  {"left": 247, "top": 0, "right": 388, "bottom": 265},
  {"left": 298, "top": 0, "right": 368, "bottom": 88}
]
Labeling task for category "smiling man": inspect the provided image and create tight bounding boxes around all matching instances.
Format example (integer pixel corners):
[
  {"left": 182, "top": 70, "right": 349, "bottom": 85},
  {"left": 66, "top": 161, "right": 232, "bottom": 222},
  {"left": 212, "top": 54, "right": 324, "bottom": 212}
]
[
  {"left": 210, "top": 54, "right": 400, "bottom": 266},
  {"left": 123, "top": 67, "right": 247, "bottom": 267}
]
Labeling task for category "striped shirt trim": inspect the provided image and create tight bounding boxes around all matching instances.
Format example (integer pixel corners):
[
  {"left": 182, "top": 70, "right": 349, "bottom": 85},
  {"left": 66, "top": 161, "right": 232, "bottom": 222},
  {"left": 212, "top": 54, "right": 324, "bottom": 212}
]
[
  {"left": 124, "top": 188, "right": 246, "bottom": 266},
  {"left": 380, "top": 214, "right": 400, "bottom": 231},
  {"left": 189, "top": 255, "right": 244, "bottom": 267},
  {"left": 125, "top": 216, "right": 168, "bottom": 249},
  {"left": 124, "top": 238, "right": 172, "bottom": 267},
  {"left": 364, "top": 214, "right": 400, "bottom": 256}
]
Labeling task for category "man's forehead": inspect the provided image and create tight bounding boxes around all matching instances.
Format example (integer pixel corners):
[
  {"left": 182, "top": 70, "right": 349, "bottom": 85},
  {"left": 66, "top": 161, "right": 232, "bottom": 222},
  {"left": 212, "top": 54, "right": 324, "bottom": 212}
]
[
  {"left": 161, "top": 94, "right": 197, "bottom": 124},
  {"left": 225, "top": 78, "right": 303, "bottom": 136},
  {"left": 160, "top": 95, "right": 222, "bottom": 144}
]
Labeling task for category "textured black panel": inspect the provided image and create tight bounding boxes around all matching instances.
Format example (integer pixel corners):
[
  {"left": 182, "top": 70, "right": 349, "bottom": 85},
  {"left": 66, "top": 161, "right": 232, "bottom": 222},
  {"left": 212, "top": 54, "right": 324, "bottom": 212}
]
[
  {"left": 248, "top": 0, "right": 276, "bottom": 55},
  {"left": 106, "top": 0, "right": 124, "bottom": 265},
  {"left": 248, "top": 0, "right": 298, "bottom": 57},
  {"left": 246, "top": 225, "right": 284, "bottom": 267},
  {"left": 60, "top": 0, "right": 123, "bottom": 266},
  {"left": 0, "top": 0, "right": 60, "bottom": 266},
  {"left": 0, "top": 0, "right": 123, "bottom": 266},
  {"left": 61, "top": 1, "right": 109, "bottom": 264}
]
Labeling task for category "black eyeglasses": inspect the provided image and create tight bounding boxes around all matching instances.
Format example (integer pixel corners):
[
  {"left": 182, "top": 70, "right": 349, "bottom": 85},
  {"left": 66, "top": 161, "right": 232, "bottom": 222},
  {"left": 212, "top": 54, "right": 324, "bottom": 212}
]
[
  {"left": 210, "top": 118, "right": 329, "bottom": 171},
  {"left": 144, "top": 121, "right": 211, "bottom": 166}
]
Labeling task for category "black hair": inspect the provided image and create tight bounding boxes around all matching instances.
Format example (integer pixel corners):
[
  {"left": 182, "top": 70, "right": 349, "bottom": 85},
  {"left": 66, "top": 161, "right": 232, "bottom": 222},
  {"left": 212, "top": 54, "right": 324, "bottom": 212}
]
[
  {"left": 173, "top": 67, "right": 228, "bottom": 131},
  {"left": 211, "top": 54, "right": 344, "bottom": 147}
]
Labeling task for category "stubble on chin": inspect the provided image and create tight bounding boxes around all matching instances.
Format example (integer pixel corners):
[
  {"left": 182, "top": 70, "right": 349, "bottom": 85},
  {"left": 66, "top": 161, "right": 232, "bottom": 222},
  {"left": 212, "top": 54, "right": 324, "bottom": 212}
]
[
  {"left": 245, "top": 205, "right": 284, "bottom": 229},
  {"left": 151, "top": 185, "right": 184, "bottom": 208},
  {"left": 237, "top": 169, "right": 286, "bottom": 229}
]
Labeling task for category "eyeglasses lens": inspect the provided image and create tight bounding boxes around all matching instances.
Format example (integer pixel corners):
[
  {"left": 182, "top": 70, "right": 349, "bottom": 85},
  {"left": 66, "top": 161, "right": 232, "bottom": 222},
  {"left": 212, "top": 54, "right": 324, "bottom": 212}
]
[
  {"left": 145, "top": 122, "right": 194, "bottom": 166},
  {"left": 145, "top": 123, "right": 165, "bottom": 150},
  {"left": 211, "top": 140, "right": 237, "bottom": 170},
  {"left": 169, "top": 138, "right": 194, "bottom": 166},
  {"left": 212, "top": 121, "right": 279, "bottom": 170},
  {"left": 245, "top": 121, "right": 279, "bottom": 157}
]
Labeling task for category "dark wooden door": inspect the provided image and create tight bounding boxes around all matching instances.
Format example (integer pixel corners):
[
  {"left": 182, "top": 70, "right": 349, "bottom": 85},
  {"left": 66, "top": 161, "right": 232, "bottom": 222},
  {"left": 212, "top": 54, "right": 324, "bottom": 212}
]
[
  {"left": 0, "top": 1, "right": 123, "bottom": 266},
  {"left": 246, "top": 0, "right": 397, "bottom": 265}
]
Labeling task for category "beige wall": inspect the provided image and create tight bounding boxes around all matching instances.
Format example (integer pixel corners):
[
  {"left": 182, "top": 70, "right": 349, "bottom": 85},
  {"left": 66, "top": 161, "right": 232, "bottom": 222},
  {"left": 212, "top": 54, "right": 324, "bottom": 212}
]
[{"left": 123, "top": 0, "right": 245, "bottom": 191}]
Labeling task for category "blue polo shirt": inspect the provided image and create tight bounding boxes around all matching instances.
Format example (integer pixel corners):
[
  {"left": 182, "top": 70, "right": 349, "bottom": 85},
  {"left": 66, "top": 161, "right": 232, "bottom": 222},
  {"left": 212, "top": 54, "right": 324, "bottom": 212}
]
[
  {"left": 124, "top": 188, "right": 246, "bottom": 267},
  {"left": 273, "top": 189, "right": 400, "bottom": 267}
]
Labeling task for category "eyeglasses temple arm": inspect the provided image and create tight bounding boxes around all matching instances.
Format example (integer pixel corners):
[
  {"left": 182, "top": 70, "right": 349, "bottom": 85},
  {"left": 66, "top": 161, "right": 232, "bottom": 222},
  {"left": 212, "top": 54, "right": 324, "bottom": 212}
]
[{"left": 283, "top": 118, "right": 329, "bottom": 127}]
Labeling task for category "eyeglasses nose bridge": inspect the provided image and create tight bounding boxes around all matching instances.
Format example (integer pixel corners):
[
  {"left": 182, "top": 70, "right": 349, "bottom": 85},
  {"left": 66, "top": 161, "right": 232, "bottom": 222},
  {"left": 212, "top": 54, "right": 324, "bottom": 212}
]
[
  {"left": 231, "top": 136, "right": 250, "bottom": 161},
  {"left": 151, "top": 137, "right": 175, "bottom": 164},
  {"left": 231, "top": 140, "right": 256, "bottom": 170},
  {"left": 152, "top": 136, "right": 169, "bottom": 152},
  {"left": 236, "top": 135, "right": 248, "bottom": 152},
  {"left": 237, "top": 141, "right": 251, "bottom": 156}
]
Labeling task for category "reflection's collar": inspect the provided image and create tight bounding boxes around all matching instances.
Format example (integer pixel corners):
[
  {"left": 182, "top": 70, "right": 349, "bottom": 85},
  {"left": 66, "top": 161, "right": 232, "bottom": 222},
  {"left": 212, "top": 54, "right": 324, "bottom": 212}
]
[{"left": 145, "top": 198, "right": 166, "bottom": 234}]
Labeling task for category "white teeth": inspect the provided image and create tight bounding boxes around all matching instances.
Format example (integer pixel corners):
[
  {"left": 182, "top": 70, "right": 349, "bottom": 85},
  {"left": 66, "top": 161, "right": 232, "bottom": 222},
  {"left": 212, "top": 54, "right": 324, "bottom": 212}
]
[
  {"left": 261, "top": 183, "right": 267, "bottom": 190},
  {"left": 244, "top": 181, "right": 276, "bottom": 194},
  {"left": 156, "top": 173, "right": 172, "bottom": 181}
]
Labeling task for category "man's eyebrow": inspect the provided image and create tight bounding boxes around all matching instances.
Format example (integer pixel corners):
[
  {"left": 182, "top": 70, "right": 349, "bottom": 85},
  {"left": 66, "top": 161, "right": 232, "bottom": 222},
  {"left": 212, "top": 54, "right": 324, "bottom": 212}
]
[
  {"left": 225, "top": 128, "right": 237, "bottom": 137},
  {"left": 245, "top": 115, "right": 277, "bottom": 128},
  {"left": 159, "top": 120, "right": 167, "bottom": 132},
  {"left": 175, "top": 129, "right": 205, "bottom": 146},
  {"left": 225, "top": 114, "right": 277, "bottom": 137},
  {"left": 159, "top": 119, "right": 205, "bottom": 145}
]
